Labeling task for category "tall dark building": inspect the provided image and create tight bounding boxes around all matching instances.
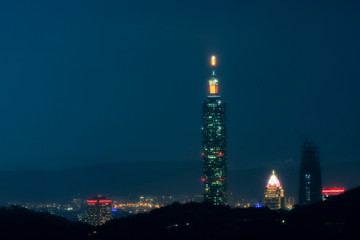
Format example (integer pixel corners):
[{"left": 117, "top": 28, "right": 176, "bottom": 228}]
[
  {"left": 202, "top": 56, "right": 227, "bottom": 205},
  {"left": 299, "top": 140, "right": 322, "bottom": 205}
]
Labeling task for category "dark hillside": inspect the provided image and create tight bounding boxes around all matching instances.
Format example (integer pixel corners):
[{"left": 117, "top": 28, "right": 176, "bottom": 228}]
[{"left": 0, "top": 206, "right": 90, "bottom": 240}]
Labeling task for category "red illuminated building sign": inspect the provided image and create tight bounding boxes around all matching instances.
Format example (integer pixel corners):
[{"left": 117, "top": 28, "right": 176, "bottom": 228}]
[
  {"left": 322, "top": 188, "right": 345, "bottom": 201},
  {"left": 87, "top": 199, "right": 112, "bottom": 205},
  {"left": 322, "top": 188, "right": 345, "bottom": 194}
]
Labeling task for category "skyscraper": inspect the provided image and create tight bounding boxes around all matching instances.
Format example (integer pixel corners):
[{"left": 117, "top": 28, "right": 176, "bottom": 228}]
[
  {"left": 86, "top": 195, "right": 112, "bottom": 226},
  {"left": 202, "top": 56, "right": 227, "bottom": 205},
  {"left": 264, "top": 170, "right": 285, "bottom": 210},
  {"left": 299, "top": 140, "right": 322, "bottom": 205}
]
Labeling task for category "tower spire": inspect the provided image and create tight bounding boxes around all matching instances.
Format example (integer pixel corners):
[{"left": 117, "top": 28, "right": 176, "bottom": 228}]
[
  {"left": 209, "top": 55, "right": 219, "bottom": 95},
  {"left": 211, "top": 55, "right": 216, "bottom": 67}
]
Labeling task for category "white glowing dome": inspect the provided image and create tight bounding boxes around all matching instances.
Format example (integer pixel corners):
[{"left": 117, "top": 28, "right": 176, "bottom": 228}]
[{"left": 267, "top": 170, "right": 281, "bottom": 187}]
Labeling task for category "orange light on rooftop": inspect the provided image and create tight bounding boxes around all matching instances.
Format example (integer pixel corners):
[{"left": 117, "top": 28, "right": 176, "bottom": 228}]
[
  {"left": 208, "top": 56, "right": 218, "bottom": 94},
  {"left": 211, "top": 56, "right": 216, "bottom": 66}
]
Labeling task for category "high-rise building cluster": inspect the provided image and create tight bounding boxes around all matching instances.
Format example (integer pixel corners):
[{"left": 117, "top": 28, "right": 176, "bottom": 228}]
[
  {"left": 200, "top": 56, "right": 341, "bottom": 208},
  {"left": 15, "top": 56, "right": 346, "bottom": 225}
]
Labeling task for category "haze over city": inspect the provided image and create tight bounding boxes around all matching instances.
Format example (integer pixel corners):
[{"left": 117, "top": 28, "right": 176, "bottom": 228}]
[{"left": 1, "top": 0, "right": 359, "bottom": 170}]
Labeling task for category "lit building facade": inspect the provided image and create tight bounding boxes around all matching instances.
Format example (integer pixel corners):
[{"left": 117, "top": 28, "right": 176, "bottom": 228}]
[
  {"left": 299, "top": 140, "right": 322, "bottom": 205},
  {"left": 322, "top": 188, "right": 345, "bottom": 201},
  {"left": 202, "top": 56, "right": 227, "bottom": 205},
  {"left": 264, "top": 171, "right": 284, "bottom": 210},
  {"left": 86, "top": 195, "right": 112, "bottom": 226}
]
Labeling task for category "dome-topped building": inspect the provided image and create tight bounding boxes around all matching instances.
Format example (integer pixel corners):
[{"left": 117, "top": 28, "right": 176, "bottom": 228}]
[{"left": 264, "top": 170, "right": 285, "bottom": 210}]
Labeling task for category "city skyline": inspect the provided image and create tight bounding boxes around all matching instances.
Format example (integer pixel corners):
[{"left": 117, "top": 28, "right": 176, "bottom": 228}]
[
  {"left": 0, "top": 1, "right": 359, "bottom": 239},
  {"left": 0, "top": 0, "right": 358, "bottom": 214}
]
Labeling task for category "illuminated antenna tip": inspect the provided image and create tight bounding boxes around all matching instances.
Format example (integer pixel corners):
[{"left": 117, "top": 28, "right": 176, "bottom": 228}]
[{"left": 211, "top": 56, "right": 216, "bottom": 66}]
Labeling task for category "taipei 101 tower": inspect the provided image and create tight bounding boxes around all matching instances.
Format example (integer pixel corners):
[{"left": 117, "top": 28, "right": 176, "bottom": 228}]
[{"left": 202, "top": 56, "right": 227, "bottom": 205}]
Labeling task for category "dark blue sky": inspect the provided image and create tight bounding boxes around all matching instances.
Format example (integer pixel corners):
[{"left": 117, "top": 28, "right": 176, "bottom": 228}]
[{"left": 0, "top": 0, "right": 359, "bottom": 170}]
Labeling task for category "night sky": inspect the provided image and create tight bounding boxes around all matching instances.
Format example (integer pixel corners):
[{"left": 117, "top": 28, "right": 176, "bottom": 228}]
[{"left": 1, "top": 0, "right": 359, "bottom": 171}]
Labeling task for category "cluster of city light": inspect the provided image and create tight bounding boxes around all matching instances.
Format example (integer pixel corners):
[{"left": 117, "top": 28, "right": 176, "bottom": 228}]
[
  {"left": 235, "top": 203, "right": 251, "bottom": 208},
  {"left": 113, "top": 203, "right": 160, "bottom": 208},
  {"left": 31, "top": 204, "right": 57, "bottom": 208}
]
